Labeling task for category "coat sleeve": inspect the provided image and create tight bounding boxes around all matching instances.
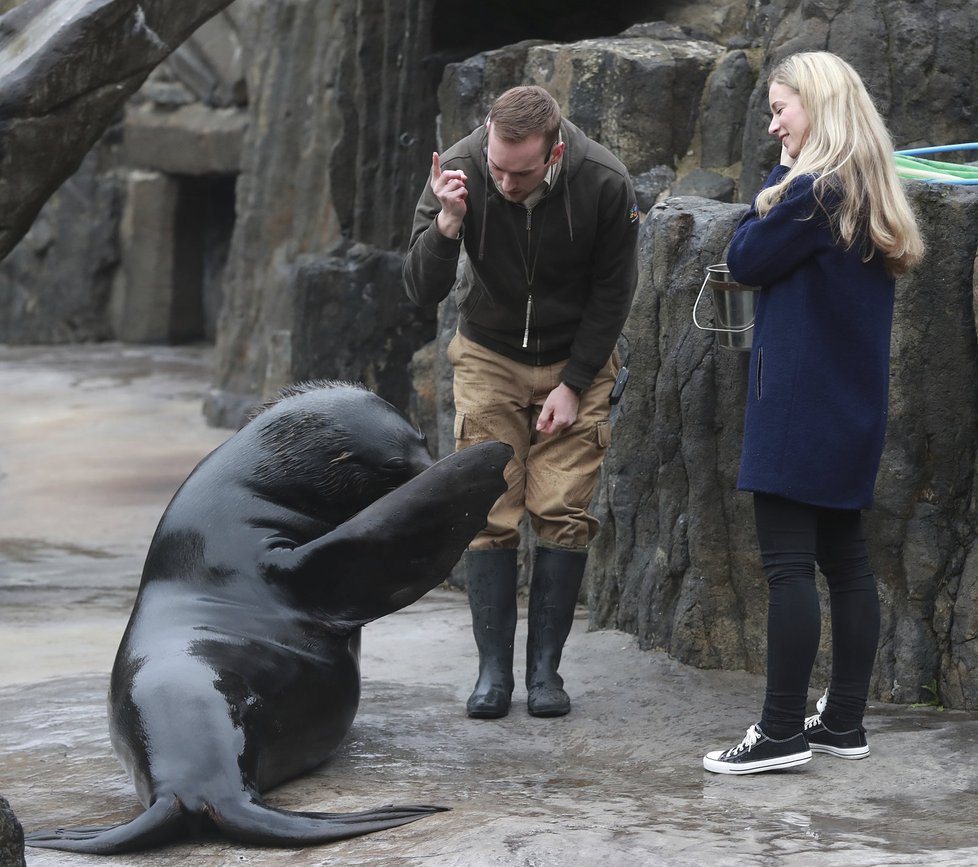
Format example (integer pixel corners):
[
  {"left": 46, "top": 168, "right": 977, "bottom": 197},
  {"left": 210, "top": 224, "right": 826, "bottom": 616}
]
[
  {"left": 726, "top": 167, "right": 836, "bottom": 287},
  {"left": 401, "top": 174, "right": 464, "bottom": 308},
  {"left": 561, "top": 172, "right": 640, "bottom": 391}
]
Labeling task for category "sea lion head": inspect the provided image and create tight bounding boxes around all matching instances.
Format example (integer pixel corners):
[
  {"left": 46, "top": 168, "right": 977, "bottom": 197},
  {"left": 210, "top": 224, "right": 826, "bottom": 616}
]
[{"left": 246, "top": 380, "right": 433, "bottom": 523}]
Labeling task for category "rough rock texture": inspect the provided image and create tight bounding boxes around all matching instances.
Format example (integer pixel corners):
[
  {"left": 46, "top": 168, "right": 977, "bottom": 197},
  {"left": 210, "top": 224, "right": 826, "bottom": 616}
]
[
  {"left": 586, "top": 186, "right": 978, "bottom": 709},
  {"left": 0, "top": 149, "right": 122, "bottom": 343},
  {"left": 0, "top": 0, "right": 236, "bottom": 260},
  {"left": 0, "top": 795, "right": 25, "bottom": 867},
  {"left": 874, "top": 184, "right": 978, "bottom": 708},
  {"left": 586, "top": 197, "right": 758, "bottom": 666},
  {"left": 410, "top": 2, "right": 978, "bottom": 709},
  {"left": 436, "top": 3, "right": 978, "bottom": 206},
  {"left": 290, "top": 242, "right": 438, "bottom": 404},
  {"left": 632, "top": 166, "right": 677, "bottom": 211},
  {"left": 737, "top": 0, "right": 978, "bottom": 198},
  {"left": 204, "top": 0, "right": 438, "bottom": 427},
  {"left": 437, "top": 24, "right": 724, "bottom": 176},
  {"left": 0, "top": 4, "right": 245, "bottom": 344},
  {"left": 671, "top": 168, "right": 736, "bottom": 202},
  {"left": 699, "top": 48, "right": 755, "bottom": 170},
  {"left": 121, "top": 104, "right": 246, "bottom": 176}
]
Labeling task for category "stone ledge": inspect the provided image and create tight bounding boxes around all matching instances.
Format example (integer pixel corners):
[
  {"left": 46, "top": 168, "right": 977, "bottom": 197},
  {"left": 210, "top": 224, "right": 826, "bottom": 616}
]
[{"left": 122, "top": 104, "right": 247, "bottom": 176}]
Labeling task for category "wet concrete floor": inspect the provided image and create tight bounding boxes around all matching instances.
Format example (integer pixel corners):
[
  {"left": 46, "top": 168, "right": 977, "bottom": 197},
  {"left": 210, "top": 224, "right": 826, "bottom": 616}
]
[{"left": 1, "top": 343, "right": 978, "bottom": 867}]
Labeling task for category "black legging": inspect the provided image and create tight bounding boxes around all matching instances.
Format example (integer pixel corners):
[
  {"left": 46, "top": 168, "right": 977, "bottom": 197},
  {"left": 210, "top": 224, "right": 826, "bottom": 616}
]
[{"left": 754, "top": 492, "right": 881, "bottom": 738}]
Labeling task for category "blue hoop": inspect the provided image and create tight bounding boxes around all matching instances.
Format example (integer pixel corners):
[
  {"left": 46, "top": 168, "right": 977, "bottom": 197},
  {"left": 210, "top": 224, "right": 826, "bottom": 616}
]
[
  {"left": 894, "top": 143, "right": 978, "bottom": 184},
  {"left": 895, "top": 142, "right": 978, "bottom": 156}
]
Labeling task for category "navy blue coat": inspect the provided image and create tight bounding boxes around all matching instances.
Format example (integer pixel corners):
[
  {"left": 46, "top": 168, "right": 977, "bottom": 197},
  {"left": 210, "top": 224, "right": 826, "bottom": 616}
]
[{"left": 726, "top": 165, "right": 895, "bottom": 510}]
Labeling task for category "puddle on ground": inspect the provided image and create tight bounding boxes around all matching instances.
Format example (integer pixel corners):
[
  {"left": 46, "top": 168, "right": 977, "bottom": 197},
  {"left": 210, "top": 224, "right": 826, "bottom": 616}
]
[
  {"left": 0, "top": 536, "right": 117, "bottom": 563},
  {"left": 0, "top": 343, "right": 214, "bottom": 391}
]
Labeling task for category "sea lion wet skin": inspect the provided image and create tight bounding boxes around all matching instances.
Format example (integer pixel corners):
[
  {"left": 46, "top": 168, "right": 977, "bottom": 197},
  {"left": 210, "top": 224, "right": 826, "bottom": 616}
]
[{"left": 26, "top": 381, "right": 511, "bottom": 854}]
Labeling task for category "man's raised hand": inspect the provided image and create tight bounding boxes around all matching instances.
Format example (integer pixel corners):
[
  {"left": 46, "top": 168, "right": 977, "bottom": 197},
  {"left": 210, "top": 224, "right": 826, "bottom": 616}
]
[{"left": 432, "top": 151, "right": 468, "bottom": 238}]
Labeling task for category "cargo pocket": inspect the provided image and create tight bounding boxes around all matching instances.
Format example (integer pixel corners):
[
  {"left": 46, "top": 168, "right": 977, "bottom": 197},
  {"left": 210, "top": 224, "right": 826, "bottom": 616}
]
[
  {"left": 596, "top": 420, "right": 611, "bottom": 449},
  {"left": 454, "top": 411, "right": 468, "bottom": 442},
  {"left": 455, "top": 410, "right": 497, "bottom": 443}
]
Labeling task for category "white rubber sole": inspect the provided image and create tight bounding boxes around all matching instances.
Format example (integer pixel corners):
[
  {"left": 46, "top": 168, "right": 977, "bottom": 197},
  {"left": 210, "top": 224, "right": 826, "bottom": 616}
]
[
  {"left": 703, "top": 749, "right": 812, "bottom": 775},
  {"left": 809, "top": 743, "right": 870, "bottom": 759}
]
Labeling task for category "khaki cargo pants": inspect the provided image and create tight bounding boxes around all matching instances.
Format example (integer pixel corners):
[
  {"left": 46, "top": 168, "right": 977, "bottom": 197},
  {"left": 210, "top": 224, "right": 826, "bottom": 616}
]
[{"left": 447, "top": 331, "right": 619, "bottom": 551}]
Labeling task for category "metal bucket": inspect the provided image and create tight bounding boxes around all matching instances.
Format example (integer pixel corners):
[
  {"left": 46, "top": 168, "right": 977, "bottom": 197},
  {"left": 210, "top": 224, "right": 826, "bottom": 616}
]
[{"left": 692, "top": 263, "right": 760, "bottom": 352}]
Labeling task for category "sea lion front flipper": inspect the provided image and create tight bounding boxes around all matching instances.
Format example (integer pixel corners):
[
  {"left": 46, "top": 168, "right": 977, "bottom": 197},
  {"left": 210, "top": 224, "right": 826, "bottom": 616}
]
[
  {"left": 26, "top": 796, "right": 184, "bottom": 854},
  {"left": 210, "top": 797, "right": 448, "bottom": 846},
  {"left": 262, "top": 440, "right": 512, "bottom": 623}
]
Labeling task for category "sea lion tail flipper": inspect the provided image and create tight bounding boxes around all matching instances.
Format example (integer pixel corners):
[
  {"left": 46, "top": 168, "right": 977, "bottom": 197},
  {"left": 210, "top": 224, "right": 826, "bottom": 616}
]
[
  {"left": 210, "top": 797, "right": 449, "bottom": 846},
  {"left": 25, "top": 796, "right": 184, "bottom": 854}
]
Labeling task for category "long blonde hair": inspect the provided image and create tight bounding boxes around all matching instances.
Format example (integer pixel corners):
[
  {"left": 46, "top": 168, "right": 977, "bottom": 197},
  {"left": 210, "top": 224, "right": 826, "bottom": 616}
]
[{"left": 757, "top": 52, "right": 923, "bottom": 275}]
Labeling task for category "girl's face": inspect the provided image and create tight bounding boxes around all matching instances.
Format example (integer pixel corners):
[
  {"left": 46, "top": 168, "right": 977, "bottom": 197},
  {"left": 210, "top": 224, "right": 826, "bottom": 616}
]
[{"left": 768, "top": 82, "right": 810, "bottom": 159}]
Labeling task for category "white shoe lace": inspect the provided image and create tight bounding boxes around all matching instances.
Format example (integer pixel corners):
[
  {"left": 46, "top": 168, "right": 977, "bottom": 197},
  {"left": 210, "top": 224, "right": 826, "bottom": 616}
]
[
  {"left": 816, "top": 688, "right": 828, "bottom": 714},
  {"left": 803, "top": 713, "right": 822, "bottom": 731},
  {"left": 721, "top": 724, "right": 762, "bottom": 758}
]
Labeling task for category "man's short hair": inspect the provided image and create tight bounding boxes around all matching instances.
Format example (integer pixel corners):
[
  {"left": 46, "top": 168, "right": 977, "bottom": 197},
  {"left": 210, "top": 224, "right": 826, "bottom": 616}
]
[{"left": 488, "top": 85, "right": 561, "bottom": 144}]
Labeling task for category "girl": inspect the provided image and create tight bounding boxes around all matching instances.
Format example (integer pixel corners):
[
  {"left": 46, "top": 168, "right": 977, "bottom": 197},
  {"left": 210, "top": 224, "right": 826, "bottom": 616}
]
[{"left": 703, "top": 51, "right": 924, "bottom": 774}]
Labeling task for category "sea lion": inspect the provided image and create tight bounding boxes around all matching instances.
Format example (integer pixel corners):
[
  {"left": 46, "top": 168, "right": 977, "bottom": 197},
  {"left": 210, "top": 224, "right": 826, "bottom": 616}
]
[{"left": 26, "top": 381, "right": 511, "bottom": 854}]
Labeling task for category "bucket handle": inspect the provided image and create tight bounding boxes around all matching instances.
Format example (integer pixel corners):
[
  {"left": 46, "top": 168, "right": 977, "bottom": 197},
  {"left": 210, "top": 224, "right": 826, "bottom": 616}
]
[{"left": 692, "top": 271, "right": 756, "bottom": 334}]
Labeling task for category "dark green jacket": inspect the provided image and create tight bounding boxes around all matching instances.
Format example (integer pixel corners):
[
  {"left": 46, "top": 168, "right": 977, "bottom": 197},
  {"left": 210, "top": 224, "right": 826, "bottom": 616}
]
[{"left": 402, "top": 118, "right": 639, "bottom": 392}]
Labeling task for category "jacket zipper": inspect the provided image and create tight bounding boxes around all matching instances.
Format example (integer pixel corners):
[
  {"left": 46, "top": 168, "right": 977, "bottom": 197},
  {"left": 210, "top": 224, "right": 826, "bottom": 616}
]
[{"left": 522, "top": 207, "right": 534, "bottom": 349}]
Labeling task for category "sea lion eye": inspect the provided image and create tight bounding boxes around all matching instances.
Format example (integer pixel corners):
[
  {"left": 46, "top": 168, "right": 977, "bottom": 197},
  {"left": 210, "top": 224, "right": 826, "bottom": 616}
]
[{"left": 382, "top": 457, "right": 409, "bottom": 472}]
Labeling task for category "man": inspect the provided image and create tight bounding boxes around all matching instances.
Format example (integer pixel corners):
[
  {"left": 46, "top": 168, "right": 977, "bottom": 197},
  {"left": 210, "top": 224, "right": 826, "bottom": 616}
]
[{"left": 403, "top": 85, "right": 639, "bottom": 719}]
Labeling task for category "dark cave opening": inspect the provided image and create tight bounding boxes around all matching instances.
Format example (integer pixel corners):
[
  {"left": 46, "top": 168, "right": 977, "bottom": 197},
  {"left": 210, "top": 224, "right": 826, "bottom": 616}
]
[
  {"left": 170, "top": 173, "right": 237, "bottom": 344},
  {"left": 430, "top": 0, "right": 655, "bottom": 61}
]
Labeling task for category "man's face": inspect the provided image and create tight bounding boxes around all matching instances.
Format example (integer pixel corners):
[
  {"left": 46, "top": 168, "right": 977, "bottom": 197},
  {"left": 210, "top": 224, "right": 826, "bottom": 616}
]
[{"left": 486, "top": 126, "right": 562, "bottom": 203}]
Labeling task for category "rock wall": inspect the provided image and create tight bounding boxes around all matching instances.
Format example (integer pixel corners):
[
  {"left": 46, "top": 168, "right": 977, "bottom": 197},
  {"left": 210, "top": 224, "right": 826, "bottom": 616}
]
[
  {"left": 0, "top": 150, "right": 122, "bottom": 343},
  {"left": 0, "top": 794, "right": 25, "bottom": 867},
  {"left": 586, "top": 197, "right": 757, "bottom": 667},
  {"left": 587, "top": 188, "right": 978, "bottom": 710},
  {"left": 420, "top": 3, "right": 978, "bottom": 708},
  {"left": 0, "top": 3, "right": 247, "bottom": 344},
  {"left": 436, "top": 24, "right": 725, "bottom": 176},
  {"left": 2, "top": 0, "right": 978, "bottom": 706},
  {"left": 202, "top": 0, "right": 440, "bottom": 426},
  {"left": 290, "top": 243, "right": 437, "bottom": 403},
  {"left": 0, "top": 0, "right": 237, "bottom": 261},
  {"left": 736, "top": 0, "right": 978, "bottom": 199}
]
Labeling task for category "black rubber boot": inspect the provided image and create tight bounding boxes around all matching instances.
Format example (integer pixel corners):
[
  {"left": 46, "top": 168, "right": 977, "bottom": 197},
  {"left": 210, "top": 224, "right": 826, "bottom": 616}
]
[
  {"left": 526, "top": 547, "right": 587, "bottom": 718},
  {"left": 465, "top": 549, "right": 518, "bottom": 719}
]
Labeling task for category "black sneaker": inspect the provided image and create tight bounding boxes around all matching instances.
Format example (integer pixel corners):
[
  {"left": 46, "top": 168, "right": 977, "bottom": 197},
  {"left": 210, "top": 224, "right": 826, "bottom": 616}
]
[
  {"left": 703, "top": 724, "right": 812, "bottom": 775},
  {"left": 804, "top": 713, "right": 870, "bottom": 759}
]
